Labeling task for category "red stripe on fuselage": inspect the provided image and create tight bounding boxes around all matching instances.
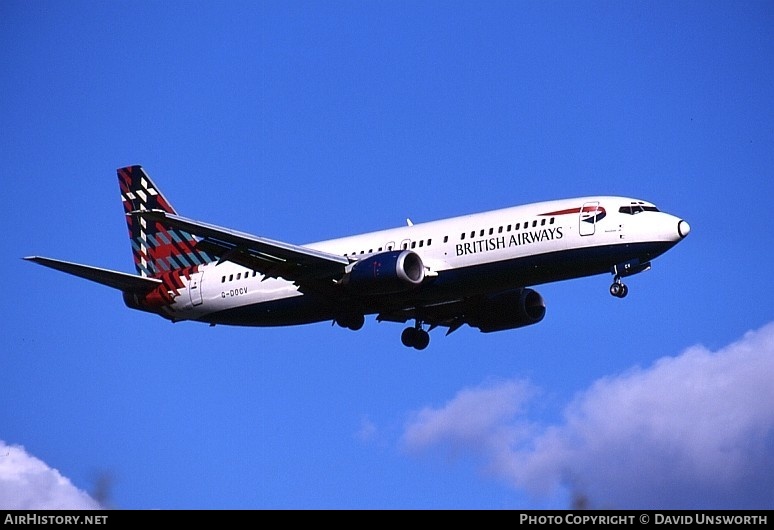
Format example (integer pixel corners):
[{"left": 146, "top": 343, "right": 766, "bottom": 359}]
[{"left": 540, "top": 205, "right": 606, "bottom": 216}]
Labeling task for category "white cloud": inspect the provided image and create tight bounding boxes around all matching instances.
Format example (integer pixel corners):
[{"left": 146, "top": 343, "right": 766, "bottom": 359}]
[
  {"left": 402, "top": 379, "right": 538, "bottom": 472},
  {"left": 0, "top": 441, "right": 103, "bottom": 509},
  {"left": 401, "top": 322, "right": 774, "bottom": 509}
]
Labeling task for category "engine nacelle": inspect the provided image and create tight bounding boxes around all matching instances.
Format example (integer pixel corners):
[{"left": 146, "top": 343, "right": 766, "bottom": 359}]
[
  {"left": 344, "top": 250, "right": 425, "bottom": 295},
  {"left": 465, "top": 288, "right": 546, "bottom": 333}
]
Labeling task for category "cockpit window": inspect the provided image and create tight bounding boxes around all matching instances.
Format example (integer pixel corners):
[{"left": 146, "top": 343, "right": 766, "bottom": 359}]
[{"left": 619, "top": 202, "right": 660, "bottom": 215}]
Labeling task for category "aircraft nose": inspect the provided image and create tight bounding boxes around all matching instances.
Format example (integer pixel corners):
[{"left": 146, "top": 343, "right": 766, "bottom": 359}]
[{"left": 678, "top": 220, "right": 691, "bottom": 239}]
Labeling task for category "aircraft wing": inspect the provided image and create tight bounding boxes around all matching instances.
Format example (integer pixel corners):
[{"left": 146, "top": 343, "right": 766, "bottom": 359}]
[
  {"left": 24, "top": 256, "right": 162, "bottom": 293},
  {"left": 377, "top": 297, "right": 468, "bottom": 335},
  {"left": 133, "top": 210, "right": 349, "bottom": 283}
]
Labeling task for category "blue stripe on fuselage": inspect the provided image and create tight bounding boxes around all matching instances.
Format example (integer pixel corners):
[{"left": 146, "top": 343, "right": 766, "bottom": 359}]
[{"left": 198, "top": 241, "right": 676, "bottom": 327}]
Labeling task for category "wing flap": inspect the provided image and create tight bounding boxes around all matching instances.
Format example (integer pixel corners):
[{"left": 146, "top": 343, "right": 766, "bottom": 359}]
[
  {"left": 24, "top": 256, "right": 162, "bottom": 293},
  {"left": 133, "top": 210, "right": 349, "bottom": 282},
  {"left": 376, "top": 297, "right": 468, "bottom": 327}
]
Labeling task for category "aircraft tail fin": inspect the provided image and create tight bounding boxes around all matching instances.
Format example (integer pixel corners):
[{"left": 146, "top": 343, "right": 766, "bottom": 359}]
[{"left": 118, "top": 165, "right": 214, "bottom": 277}]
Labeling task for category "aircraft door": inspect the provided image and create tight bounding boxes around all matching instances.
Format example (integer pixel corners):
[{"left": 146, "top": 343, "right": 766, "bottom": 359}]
[
  {"left": 579, "top": 201, "right": 599, "bottom": 236},
  {"left": 189, "top": 270, "right": 204, "bottom": 306}
]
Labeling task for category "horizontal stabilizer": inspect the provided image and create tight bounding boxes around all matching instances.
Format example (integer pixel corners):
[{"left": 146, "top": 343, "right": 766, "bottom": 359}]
[{"left": 24, "top": 256, "right": 162, "bottom": 293}]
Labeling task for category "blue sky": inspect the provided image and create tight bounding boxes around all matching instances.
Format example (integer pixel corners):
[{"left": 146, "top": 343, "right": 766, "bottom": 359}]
[{"left": 1, "top": 1, "right": 772, "bottom": 510}]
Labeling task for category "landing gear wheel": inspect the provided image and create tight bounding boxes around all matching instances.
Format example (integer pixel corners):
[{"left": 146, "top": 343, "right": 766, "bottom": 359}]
[
  {"left": 401, "top": 326, "right": 430, "bottom": 350},
  {"left": 414, "top": 329, "right": 430, "bottom": 350},
  {"left": 609, "top": 278, "right": 628, "bottom": 298},
  {"left": 347, "top": 314, "right": 365, "bottom": 330},
  {"left": 336, "top": 314, "right": 365, "bottom": 331},
  {"left": 401, "top": 327, "right": 418, "bottom": 347}
]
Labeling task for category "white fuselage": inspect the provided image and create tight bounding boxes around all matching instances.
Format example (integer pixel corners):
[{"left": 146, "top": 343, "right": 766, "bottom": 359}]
[{"left": 169, "top": 196, "right": 687, "bottom": 325}]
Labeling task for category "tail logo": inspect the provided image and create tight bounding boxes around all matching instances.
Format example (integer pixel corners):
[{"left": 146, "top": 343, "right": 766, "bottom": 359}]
[{"left": 118, "top": 166, "right": 214, "bottom": 279}]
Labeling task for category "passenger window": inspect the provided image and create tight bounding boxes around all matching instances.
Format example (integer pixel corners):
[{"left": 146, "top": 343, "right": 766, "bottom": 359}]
[
  {"left": 515, "top": 223, "right": 520, "bottom": 230},
  {"left": 443, "top": 236, "right": 448, "bottom": 243},
  {"left": 428, "top": 239, "right": 432, "bottom": 245},
  {"left": 498, "top": 226, "right": 503, "bottom": 233},
  {"left": 470, "top": 231, "right": 475, "bottom": 238},
  {"left": 541, "top": 219, "right": 546, "bottom": 226},
  {"left": 480, "top": 229, "right": 485, "bottom": 237},
  {"left": 532, "top": 220, "right": 537, "bottom": 227},
  {"left": 418, "top": 240, "right": 423, "bottom": 247},
  {"left": 229, "top": 274, "right": 233, "bottom": 281},
  {"left": 221, "top": 276, "right": 226, "bottom": 283},
  {"left": 550, "top": 218, "right": 555, "bottom": 224}
]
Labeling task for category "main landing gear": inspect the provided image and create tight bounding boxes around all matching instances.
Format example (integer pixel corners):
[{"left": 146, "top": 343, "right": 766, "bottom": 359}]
[
  {"left": 401, "top": 322, "right": 430, "bottom": 350},
  {"left": 335, "top": 313, "right": 365, "bottom": 331},
  {"left": 609, "top": 276, "right": 629, "bottom": 298}
]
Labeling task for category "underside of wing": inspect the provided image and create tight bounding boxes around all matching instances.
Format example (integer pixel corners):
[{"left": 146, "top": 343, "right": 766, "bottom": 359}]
[
  {"left": 377, "top": 298, "right": 469, "bottom": 335},
  {"left": 132, "top": 210, "right": 349, "bottom": 283},
  {"left": 377, "top": 288, "right": 547, "bottom": 335}
]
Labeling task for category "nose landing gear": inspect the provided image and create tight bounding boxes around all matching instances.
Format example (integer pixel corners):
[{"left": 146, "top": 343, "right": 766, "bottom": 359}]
[
  {"left": 609, "top": 276, "right": 628, "bottom": 298},
  {"left": 609, "top": 259, "right": 651, "bottom": 298}
]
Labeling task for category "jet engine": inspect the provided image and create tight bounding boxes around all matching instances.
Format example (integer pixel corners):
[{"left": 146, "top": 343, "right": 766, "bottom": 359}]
[
  {"left": 464, "top": 288, "right": 546, "bottom": 333},
  {"left": 343, "top": 250, "right": 425, "bottom": 294}
]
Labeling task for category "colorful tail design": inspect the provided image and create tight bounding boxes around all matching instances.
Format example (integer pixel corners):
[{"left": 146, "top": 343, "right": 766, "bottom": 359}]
[{"left": 118, "top": 165, "right": 214, "bottom": 279}]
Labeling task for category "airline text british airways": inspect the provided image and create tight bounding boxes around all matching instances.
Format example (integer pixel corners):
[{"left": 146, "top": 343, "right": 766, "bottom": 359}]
[{"left": 456, "top": 227, "right": 564, "bottom": 256}]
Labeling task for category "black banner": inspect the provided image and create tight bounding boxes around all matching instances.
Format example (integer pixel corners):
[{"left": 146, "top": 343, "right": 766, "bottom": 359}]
[{"left": 1, "top": 510, "right": 772, "bottom": 523}]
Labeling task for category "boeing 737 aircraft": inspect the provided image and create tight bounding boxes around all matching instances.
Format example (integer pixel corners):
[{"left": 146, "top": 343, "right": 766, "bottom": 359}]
[{"left": 26, "top": 165, "right": 690, "bottom": 349}]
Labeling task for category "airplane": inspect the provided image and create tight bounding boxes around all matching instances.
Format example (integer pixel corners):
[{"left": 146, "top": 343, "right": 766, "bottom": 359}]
[{"left": 25, "top": 165, "right": 690, "bottom": 349}]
